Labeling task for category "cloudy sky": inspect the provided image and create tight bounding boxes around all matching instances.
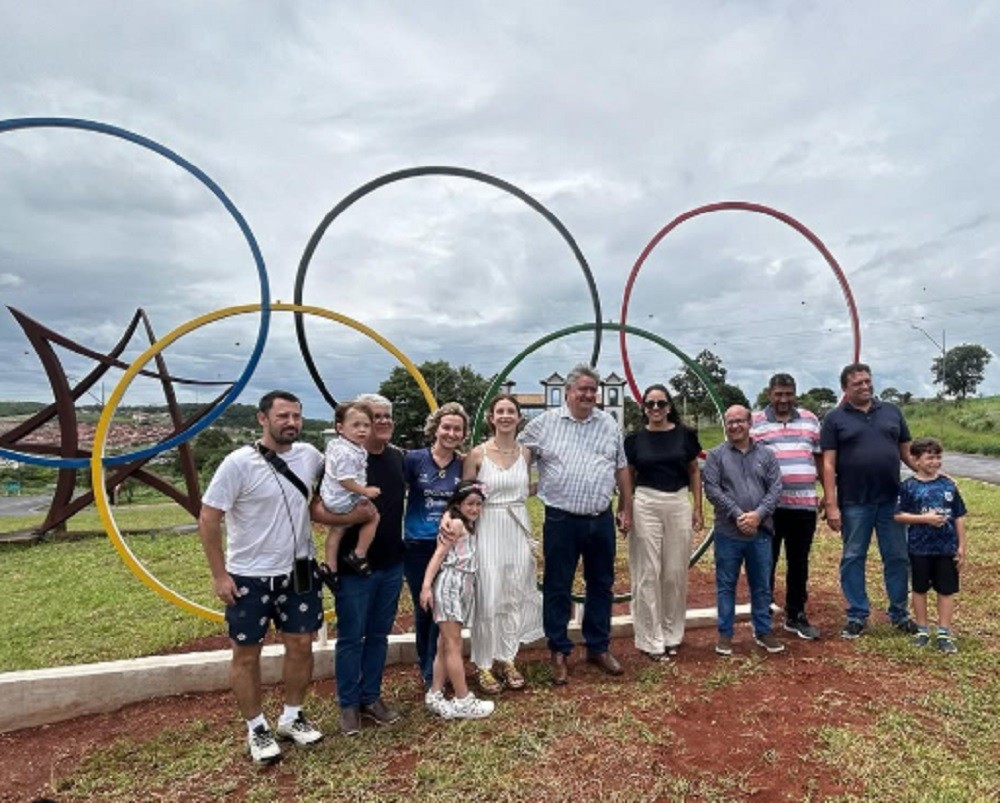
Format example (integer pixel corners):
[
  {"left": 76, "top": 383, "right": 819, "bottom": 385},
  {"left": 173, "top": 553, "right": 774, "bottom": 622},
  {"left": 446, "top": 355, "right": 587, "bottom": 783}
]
[{"left": 2, "top": 1, "right": 999, "bottom": 429}]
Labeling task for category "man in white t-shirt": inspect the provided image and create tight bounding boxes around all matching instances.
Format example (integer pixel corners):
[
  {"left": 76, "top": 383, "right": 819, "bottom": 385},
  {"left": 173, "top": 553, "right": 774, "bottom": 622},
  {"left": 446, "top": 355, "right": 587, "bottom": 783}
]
[{"left": 199, "top": 390, "right": 359, "bottom": 764}]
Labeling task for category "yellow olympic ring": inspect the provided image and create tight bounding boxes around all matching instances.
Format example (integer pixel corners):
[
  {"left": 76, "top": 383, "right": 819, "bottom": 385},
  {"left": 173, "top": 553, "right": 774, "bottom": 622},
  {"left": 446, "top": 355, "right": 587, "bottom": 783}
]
[{"left": 91, "top": 303, "right": 436, "bottom": 622}]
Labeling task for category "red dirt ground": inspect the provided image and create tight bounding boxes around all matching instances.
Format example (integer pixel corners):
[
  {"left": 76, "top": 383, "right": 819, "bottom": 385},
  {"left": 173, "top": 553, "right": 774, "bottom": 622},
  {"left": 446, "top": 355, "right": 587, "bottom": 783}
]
[{"left": 1, "top": 572, "right": 925, "bottom": 802}]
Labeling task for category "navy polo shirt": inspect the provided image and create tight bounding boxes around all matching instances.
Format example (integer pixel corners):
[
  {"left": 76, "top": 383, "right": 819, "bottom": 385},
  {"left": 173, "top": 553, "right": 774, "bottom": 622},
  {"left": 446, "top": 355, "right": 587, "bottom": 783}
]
[{"left": 819, "top": 399, "right": 911, "bottom": 506}]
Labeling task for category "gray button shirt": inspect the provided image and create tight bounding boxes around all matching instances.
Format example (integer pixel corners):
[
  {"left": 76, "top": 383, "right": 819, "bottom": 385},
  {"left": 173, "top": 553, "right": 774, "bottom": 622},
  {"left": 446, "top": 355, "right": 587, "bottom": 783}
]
[{"left": 702, "top": 440, "right": 782, "bottom": 540}]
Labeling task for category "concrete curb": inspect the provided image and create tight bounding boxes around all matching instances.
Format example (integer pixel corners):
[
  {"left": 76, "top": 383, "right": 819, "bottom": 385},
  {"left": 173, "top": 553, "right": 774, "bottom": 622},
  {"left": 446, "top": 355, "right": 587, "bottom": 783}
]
[{"left": 1, "top": 604, "right": 745, "bottom": 733}]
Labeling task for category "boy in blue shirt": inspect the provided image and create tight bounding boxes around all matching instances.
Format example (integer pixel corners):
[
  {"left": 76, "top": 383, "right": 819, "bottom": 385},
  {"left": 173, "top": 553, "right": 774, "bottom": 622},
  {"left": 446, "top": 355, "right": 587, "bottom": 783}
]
[{"left": 894, "top": 437, "right": 967, "bottom": 653}]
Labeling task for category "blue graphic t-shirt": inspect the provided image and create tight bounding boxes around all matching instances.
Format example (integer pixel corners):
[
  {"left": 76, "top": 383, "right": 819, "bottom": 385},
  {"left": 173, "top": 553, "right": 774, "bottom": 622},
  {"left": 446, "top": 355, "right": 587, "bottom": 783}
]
[
  {"left": 895, "top": 475, "right": 967, "bottom": 555},
  {"left": 403, "top": 447, "right": 462, "bottom": 541}
]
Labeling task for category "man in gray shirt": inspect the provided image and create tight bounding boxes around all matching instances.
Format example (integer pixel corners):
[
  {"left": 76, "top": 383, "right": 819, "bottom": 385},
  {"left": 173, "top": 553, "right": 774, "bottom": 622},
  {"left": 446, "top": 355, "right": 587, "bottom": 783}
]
[{"left": 703, "top": 405, "right": 784, "bottom": 656}]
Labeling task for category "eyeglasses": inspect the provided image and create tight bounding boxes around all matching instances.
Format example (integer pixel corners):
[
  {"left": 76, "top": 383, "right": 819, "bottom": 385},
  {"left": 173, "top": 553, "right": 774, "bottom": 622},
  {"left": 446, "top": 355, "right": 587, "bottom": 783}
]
[
  {"left": 372, "top": 414, "right": 393, "bottom": 422},
  {"left": 724, "top": 419, "right": 749, "bottom": 427},
  {"left": 644, "top": 400, "right": 670, "bottom": 410}
]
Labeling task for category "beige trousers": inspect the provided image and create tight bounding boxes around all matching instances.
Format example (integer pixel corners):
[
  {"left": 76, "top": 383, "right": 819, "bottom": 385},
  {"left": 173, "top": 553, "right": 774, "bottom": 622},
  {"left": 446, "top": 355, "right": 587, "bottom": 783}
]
[{"left": 629, "top": 486, "right": 693, "bottom": 652}]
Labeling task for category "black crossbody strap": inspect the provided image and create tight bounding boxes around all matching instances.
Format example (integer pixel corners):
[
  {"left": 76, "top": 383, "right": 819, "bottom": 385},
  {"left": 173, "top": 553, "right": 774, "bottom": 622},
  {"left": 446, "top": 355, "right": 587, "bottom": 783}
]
[{"left": 255, "top": 443, "right": 310, "bottom": 500}]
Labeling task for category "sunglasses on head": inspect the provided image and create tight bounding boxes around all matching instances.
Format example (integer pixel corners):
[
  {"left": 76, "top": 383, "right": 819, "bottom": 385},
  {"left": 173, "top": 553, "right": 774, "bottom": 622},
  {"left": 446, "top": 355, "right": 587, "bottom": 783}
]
[{"left": 644, "top": 399, "right": 670, "bottom": 409}]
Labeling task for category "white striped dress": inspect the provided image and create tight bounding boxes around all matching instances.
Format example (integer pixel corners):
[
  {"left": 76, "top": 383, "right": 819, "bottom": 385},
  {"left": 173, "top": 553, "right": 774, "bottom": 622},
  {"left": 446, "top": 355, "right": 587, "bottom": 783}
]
[
  {"left": 470, "top": 453, "right": 544, "bottom": 667},
  {"left": 432, "top": 530, "right": 477, "bottom": 624}
]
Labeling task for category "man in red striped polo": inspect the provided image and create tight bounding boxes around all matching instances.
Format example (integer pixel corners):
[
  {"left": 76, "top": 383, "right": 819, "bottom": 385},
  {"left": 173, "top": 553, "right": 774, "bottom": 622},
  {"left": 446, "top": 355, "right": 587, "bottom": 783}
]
[{"left": 750, "top": 373, "right": 825, "bottom": 640}]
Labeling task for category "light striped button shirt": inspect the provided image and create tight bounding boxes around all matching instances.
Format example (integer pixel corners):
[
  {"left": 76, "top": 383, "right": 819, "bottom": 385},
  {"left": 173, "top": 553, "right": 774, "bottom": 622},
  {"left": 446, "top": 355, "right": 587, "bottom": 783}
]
[{"left": 519, "top": 405, "right": 627, "bottom": 515}]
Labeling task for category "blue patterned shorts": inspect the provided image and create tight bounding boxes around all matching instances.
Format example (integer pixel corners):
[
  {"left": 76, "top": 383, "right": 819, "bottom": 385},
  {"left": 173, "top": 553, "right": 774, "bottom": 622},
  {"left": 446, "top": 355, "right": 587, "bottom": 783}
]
[{"left": 225, "top": 567, "right": 325, "bottom": 644}]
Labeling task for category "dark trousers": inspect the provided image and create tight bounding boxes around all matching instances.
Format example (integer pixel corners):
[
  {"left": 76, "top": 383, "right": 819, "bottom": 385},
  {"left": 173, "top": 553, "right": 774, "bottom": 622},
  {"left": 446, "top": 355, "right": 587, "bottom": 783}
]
[
  {"left": 769, "top": 507, "right": 817, "bottom": 620},
  {"left": 542, "top": 506, "right": 615, "bottom": 655},
  {"left": 333, "top": 561, "right": 404, "bottom": 709},
  {"left": 403, "top": 539, "right": 439, "bottom": 688}
]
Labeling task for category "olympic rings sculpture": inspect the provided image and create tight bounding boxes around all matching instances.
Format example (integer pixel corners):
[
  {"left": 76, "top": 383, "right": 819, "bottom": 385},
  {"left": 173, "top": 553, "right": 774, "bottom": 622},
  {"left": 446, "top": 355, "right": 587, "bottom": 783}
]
[
  {"left": 618, "top": 201, "right": 861, "bottom": 404},
  {"left": 90, "top": 303, "right": 437, "bottom": 622},
  {"left": 3, "top": 116, "right": 865, "bottom": 619},
  {"left": 0, "top": 117, "right": 270, "bottom": 469},
  {"left": 293, "top": 166, "right": 604, "bottom": 409}
]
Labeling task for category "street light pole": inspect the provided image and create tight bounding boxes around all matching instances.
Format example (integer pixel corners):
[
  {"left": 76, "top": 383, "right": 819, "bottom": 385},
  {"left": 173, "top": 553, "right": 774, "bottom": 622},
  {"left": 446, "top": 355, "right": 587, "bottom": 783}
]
[{"left": 910, "top": 323, "right": 947, "bottom": 438}]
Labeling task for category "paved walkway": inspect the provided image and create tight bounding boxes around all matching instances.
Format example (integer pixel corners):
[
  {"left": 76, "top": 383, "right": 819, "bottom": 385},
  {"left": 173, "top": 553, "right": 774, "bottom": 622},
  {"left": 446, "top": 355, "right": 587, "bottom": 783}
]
[{"left": 941, "top": 452, "right": 1000, "bottom": 485}]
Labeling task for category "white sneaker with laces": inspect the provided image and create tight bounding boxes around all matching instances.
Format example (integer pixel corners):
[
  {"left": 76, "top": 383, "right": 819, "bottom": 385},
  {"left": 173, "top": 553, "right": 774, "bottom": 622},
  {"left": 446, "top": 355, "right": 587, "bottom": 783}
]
[
  {"left": 450, "top": 693, "right": 495, "bottom": 719},
  {"left": 425, "top": 689, "right": 455, "bottom": 719},
  {"left": 276, "top": 712, "right": 323, "bottom": 746},
  {"left": 248, "top": 724, "right": 281, "bottom": 764}
]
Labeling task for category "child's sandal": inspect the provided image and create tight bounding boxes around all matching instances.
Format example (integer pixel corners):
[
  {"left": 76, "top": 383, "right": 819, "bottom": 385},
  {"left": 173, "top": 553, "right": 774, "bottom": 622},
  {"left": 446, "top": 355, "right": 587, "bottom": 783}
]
[
  {"left": 317, "top": 562, "right": 339, "bottom": 593},
  {"left": 343, "top": 551, "right": 372, "bottom": 577}
]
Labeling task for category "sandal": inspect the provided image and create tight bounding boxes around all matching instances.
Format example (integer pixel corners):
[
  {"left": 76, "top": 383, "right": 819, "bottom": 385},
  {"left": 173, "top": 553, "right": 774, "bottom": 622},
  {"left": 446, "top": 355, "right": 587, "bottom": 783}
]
[
  {"left": 343, "top": 551, "right": 372, "bottom": 577},
  {"left": 496, "top": 660, "right": 526, "bottom": 690},
  {"left": 477, "top": 668, "right": 502, "bottom": 695},
  {"left": 640, "top": 650, "right": 669, "bottom": 662},
  {"left": 317, "top": 562, "right": 339, "bottom": 594}
]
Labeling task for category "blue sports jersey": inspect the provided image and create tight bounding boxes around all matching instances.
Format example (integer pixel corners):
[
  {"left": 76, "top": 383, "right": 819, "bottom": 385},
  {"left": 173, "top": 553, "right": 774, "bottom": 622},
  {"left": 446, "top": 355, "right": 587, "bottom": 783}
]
[
  {"left": 895, "top": 475, "right": 967, "bottom": 555},
  {"left": 403, "top": 447, "right": 463, "bottom": 541}
]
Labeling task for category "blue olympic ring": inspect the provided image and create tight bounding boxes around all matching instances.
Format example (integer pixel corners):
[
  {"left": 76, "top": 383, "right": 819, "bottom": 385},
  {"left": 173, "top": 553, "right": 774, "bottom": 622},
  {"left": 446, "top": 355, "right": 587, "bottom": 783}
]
[{"left": 0, "top": 117, "right": 270, "bottom": 469}]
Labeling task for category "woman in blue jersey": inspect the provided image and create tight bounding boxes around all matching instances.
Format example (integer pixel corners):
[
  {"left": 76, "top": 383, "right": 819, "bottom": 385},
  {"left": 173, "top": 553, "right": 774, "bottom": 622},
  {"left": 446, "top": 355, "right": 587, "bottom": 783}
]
[{"left": 403, "top": 401, "right": 468, "bottom": 689}]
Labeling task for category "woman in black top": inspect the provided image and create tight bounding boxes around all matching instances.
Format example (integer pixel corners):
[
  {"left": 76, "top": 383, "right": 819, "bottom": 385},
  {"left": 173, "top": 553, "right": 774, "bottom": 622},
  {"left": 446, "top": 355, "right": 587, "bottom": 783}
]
[{"left": 624, "top": 384, "right": 703, "bottom": 659}]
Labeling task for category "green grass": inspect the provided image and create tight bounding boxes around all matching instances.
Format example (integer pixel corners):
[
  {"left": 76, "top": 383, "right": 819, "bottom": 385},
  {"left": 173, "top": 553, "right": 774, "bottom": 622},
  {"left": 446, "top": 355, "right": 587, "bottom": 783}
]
[{"left": 5, "top": 476, "right": 1000, "bottom": 800}]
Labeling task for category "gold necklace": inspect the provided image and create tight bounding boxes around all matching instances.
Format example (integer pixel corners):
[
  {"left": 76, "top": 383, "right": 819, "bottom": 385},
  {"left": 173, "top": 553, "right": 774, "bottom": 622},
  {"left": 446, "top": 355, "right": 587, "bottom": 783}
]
[{"left": 488, "top": 439, "right": 518, "bottom": 455}]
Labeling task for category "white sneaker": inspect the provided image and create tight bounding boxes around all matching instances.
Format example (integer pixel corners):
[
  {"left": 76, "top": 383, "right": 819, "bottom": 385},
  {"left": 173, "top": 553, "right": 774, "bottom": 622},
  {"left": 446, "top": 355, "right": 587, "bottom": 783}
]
[
  {"left": 275, "top": 712, "right": 323, "bottom": 746},
  {"left": 247, "top": 724, "right": 281, "bottom": 764},
  {"left": 450, "top": 693, "right": 495, "bottom": 719},
  {"left": 425, "top": 689, "right": 455, "bottom": 719}
]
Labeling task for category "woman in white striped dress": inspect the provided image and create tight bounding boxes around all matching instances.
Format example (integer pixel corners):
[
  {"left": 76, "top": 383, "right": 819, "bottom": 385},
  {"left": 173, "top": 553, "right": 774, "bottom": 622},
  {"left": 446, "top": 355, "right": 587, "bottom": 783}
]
[{"left": 463, "top": 394, "right": 544, "bottom": 694}]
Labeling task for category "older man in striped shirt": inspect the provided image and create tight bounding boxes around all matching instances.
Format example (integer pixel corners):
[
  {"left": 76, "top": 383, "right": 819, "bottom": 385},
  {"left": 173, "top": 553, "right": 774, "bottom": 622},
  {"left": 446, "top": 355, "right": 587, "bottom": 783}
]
[
  {"left": 520, "top": 364, "right": 633, "bottom": 684},
  {"left": 750, "top": 373, "right": 825, "bottom": 640}
]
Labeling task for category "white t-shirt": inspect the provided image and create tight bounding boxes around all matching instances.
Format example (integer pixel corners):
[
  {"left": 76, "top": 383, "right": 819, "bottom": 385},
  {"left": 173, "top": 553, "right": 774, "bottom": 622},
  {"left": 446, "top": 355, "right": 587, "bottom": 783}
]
[
  {"left": 319, "top": 436, "right": 368, "bottom": 513},
  {"left": 202, "top": 442, "right": 325, "bottom": 576}
]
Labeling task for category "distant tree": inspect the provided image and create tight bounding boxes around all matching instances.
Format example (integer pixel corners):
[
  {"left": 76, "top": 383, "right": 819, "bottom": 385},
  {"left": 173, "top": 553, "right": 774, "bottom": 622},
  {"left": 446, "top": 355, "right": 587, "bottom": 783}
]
[
  {"left": 932, "top": 344, "right": 993, "bottom": 400},
  {"left": 880, "top": 387, "right": 903, "bottom": 403},
  {"left": 754, "top": 387, "right": 770, "bottom": 409},
  {"left": 718, "top": 383, "right": 751, "bottom": 412},
  {"left": 670, "top": 349, "right": 728, "bottom": 427},
  {"left": 378, "top": 360, "right": 490, "bottom": 447},
  {"left": 623, "top": 396, "right": 644, "bottom": 433},
  {"left": 191, "top": 427, "right": 234, "bottom": 478}
]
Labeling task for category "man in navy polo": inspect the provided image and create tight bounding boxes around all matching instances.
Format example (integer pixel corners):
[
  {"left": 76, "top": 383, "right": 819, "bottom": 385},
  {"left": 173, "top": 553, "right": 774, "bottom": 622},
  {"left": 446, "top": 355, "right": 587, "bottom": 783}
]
[{"left": 820, "top": 363, "right": 918, "bottom": 638}]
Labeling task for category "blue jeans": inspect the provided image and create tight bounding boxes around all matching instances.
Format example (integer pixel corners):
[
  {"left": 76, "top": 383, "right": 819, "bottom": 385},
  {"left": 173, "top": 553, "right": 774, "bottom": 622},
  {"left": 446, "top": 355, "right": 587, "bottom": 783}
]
[
  {"left": 333, "top": 561, "right": 403, "bottom": 709},
  {"left": 542, "top": 506, "right": 615, "bottom": 655},
  {"left": 714, "top": 531, "right": 772, "bottom": 637},
  {"left": 403, "top": 539, "right": 439, "bottom": 688},
  {"left": 840, "top": 503, "right": 910, "bottom": 624}
]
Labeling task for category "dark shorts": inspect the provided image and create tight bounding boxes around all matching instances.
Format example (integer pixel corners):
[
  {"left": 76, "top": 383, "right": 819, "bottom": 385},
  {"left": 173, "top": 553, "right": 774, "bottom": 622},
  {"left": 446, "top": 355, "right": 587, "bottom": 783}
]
[
  {"left": 225, "top": 566, "right": 325, "bottom": 645},
  {"left": 909, "top": 553, "right": 959, "bottom": 596}
]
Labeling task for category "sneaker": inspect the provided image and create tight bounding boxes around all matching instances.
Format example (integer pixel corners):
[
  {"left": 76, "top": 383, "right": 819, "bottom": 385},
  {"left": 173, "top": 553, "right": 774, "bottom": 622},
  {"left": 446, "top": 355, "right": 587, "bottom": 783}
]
[
  {"left": 360, "top": 699, "right": 401, "bottom": 726},
  {"left": 841, "top": 620, "right": 866, "bottom": 639},
  {"left": 247, "top": 725, "right": 281, "bottom": 764},
  {"left": 913, "top": 631, "right": 931, "bottom": 648},
  {"left": 937, "top": 635, "right": 958, "bottom": 654},
  {"left": 275, "top": 712, "right": 323, "bottom": 746},
  {"left": 754, "top": 632, "right": 786, "bottom": 653},
  {"left": 783, "top": 615, "right": 820, "bottom": 640},
  {"left": 425, "top": 689, "right": 454, "bottom": 719},
  {"left": 477, "top": 667, "right": 502, "bottom": 695},
  {"left": 715, "top": 635, "right": 733, "bottom": 656},
  {"left": 450, "top": 693, "right": 495, "bottom": 719},
  {"left": 893, "top": 618, "right": 919, "bottom": 635}
]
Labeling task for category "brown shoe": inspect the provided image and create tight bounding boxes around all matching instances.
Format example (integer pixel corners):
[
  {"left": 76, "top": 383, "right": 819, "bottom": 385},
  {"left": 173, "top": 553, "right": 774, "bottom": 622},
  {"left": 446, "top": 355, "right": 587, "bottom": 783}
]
[
  {"left": 754, "top": 632, "right": 786, "bottom": 653},
  {"left": 339, "top": 706, "right": 361, "bottom": 736},
  {"left": 550, "top": 651, "right": 569, "bottom": 685},
  {"left": 586, "top": 650, "right": 623, "bottom": 676},
  {"left": 360, "top": 699, "right": 401, "bottom": 726}
]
